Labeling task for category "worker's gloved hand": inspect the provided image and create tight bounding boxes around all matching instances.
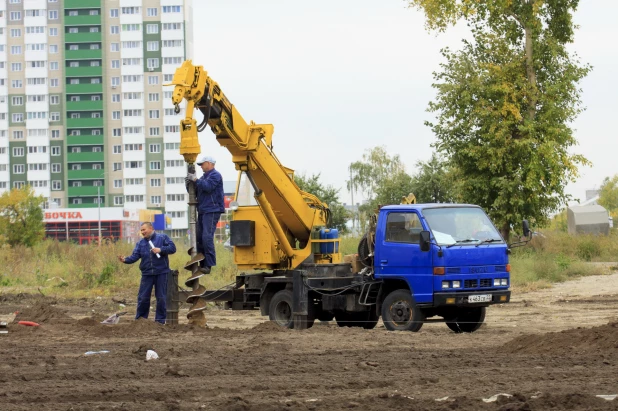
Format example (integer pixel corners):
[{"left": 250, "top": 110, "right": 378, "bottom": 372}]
[{"left": 185, "top": 173, "right": 197, "bottom": 183}]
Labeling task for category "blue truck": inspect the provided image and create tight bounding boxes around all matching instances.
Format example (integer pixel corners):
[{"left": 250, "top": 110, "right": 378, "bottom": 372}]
[{"left": 193, "top": 203, "right": 529, "bottom": 332}]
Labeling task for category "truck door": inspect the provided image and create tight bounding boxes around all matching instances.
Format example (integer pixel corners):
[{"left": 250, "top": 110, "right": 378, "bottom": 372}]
[{"left": 375, "top": 211, "right": 433, "bottom": 304}]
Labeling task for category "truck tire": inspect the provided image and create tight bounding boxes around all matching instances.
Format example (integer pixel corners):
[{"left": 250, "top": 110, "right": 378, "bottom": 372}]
[
  {"left": 268, "top": 290, "right": 315, "bottom": 329},
  {"left": 381, "top": 289, "right": 425, "bottom": 332},
  {"left": 445, "top": 307, "right": 486, "bottom": 333},
  {"left": 358, "top": 234, "right": 372, "bottom": 267}
]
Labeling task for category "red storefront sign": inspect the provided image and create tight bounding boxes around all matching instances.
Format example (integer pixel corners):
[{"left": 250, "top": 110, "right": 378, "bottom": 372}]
[{"left": 45, "top": 212, "right": 83, "bottom": 220}]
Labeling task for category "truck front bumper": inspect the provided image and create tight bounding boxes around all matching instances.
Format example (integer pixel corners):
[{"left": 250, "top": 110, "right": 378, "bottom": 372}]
[{"left": 433, "top": 290, "right": 511, "bottom": 307}]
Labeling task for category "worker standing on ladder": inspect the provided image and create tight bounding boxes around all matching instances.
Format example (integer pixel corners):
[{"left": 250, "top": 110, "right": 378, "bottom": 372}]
[{"left": 186, "top": 155, "right": 225, "bottom": 275}]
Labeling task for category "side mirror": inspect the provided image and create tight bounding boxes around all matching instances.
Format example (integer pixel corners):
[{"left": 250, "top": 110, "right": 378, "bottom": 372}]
[
  {"left": 522, "top": 220, "right": 530, "bottom": 238},
  {"left": 419, "top": 230, "right": 431, "bottom": 252}
]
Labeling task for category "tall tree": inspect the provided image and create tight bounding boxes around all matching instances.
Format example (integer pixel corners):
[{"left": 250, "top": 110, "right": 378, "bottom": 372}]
[
  {"left": 599, "top": 175, "right": 618, "bottom": 215},
  {"left": 0, "top": 186, "right": 46, "bottom": 247},
  {"left": 295, "top": 173, "right": 350, "bottom": 233},
  {"left": 408, "top": 0, "right": 591, "bottom": 240},
  {"left": 410, "top": 153, "right": 457, "bottom": 203}
]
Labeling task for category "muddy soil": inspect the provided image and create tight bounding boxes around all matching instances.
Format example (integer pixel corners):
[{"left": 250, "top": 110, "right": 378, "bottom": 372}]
[{"left": 2, "top": 270, "right": 618, "bottom": 410}]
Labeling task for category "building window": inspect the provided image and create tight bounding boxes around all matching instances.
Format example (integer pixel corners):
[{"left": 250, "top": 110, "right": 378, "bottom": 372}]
[
  {"left": 92, "top": 95, "right": 101, "bottom": 101},
  {"left": 10, "top": 11, "right": 21, "bottom": 21},
  {"left": 93, "top": 164, "right": 102, "bottom": 170},
  {"left": 149, "top": 144, "right": 161, "bottom": 153},
  {"left": 111, "top": 60, "right": 120, "bottom": 69},
  {"left": 162, "top": 6, "right": 182, "bottom": 13},
  {"left": 91, "top": 61, "right": 100, "bottom": 67},
  {"left": 146, "top": 41, "right": 159, "bottom": 52},
  {"left": 113, "top": 128, "right": 122, "bottom": 137},
  {"left": 50, "top": 112, "right": 60, "bottom": 121},
  {"left": 112, "top": 94, "right": 121, "bottom": 103},
  {"left": 92, "top": 146, "right": 102, "bottom": 152},
  {"left": 49, "top": 45, "right": 59, "bottom": 53},
  {"left": 149, "top": 161, "right": 161, "bottom": 171},
  {"left": 12, "top": 113, "right": 24, "bottom": 123},
  {"left": 12, "top": 131, "right": 23, "bottom": 140},
  {"left": 71, "top": 147, "right": 81, "bottom": 153},
  {"left": 10, "top": 46, "right": 21, "bottom": 55},
  {"left": 148, "top": 93, "right": 160, "bottom": 102},
  {"left": 50, "top": 96, "right": 59, "bottom": 105},
  {"left": 146, "top": 24, "right": 159, "bottom": 34},
  {"left": 111, "top": 77, "right": 120, "bottom": 86},
  {"left": 12, "top": 96, "right": 23, "bottom": 105},
  {"left": 11, "top": 80, "right": 23, "bottom": 88},
  {"left": 48, "top": 10, "right": 58, "bottom": 19},
  {"left": 110, "top": 9, "right": 119, "bottom": 18},
  {"left": 51, "top": 146, "right": 61, "bottom": 156},
  {"left": 52, "top": 164, "right": 61, "bottom": 173},
  {"left": 151, "top": 196, "right": 162, "bottom": 205},
  {"left": 111, "top": 26, "right": 119, "bottom": 34},
  {"left": 114, "top": 196, "right": 123, "bottom": 206},
  {"left": 11, "top": 63, "right": 21, "bottom": 71},
  {"left": 90, "top": 44, "right": 100, "bottom": 50},
  {"left": 150, "top": 179, "right": 161, "bottom": 187},
  {"left": 50, "top": 79, "right": 59, "bottom": 87},
  {"left": 51, "top": 130, "right": 60, "bottom": 139},
  {"left": 10, "top": 29, "right": 21, "bottom": 37},
  {"left": 111, "top": 43, "right": 119, "bottom": 52},
  {"left": 89, "top": 10, "right": 99, "bottom": 16},
  {"left": 147, "top": 58, "right": 159, "bottom": 69},
  {"left": 112, "top": 111, "right": 120, "bottom": 120},
  {"left": 149, "top": 110, "right": 160, "bottom": 119},
  {"left": 50, "top": 62, "right": 59, "bottom": 70},
  {"left": 148, "top": 76, "right": 159, "bottom": 85},
  {"left": 114, "top": 180, "right": 122, "bottom": 188},
  {"left": 52, "top": 181, "right": 62, "bottom": 191},
  {"left": 147, "top": 8, "right": 158, "bottom": 17},
  {"left": 113, "top": 145, "right": 122, "bottom": 154},
  {"left": 13, "top": 165, "right": 25, "bottom": 174},
  {"left": 113, "top": 162, "right": 122, "bottom": 171},
  {"left": 13, "top": 147, "right": 25, "bottom": 157},
  {"left": 49, "top": 28, "right": 58, "bottom": 36},
  {"left": 149, "top": 127, "right": 160, "bottom": 136}
]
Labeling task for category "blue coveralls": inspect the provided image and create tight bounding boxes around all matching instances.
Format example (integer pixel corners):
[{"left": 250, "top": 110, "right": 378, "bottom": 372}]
[
  {"left": 194, "top": 168, "right": 225, "bottom": 268},
  {"left": 123, "top": 232, "right": 177, "bottom": 323}
]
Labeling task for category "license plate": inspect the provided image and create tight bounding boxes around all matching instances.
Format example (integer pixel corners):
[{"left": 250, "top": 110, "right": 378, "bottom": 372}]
[{"left": 468, "top": 294, "right": 492, "bottom": 303}]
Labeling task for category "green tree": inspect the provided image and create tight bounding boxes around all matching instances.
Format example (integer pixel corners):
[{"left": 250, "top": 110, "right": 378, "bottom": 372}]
[
  {"left": 295, "top": 173, "right": 350, "bottom": 233},
  {"left": 410, "top": 153, "right": 457, "bottom": 203},
  {"left": 409, "top": 0, "right": 591, "bottom": 240},
  {"left": 599, "top": 175, "right": 618, "bottom": 215},
  {"left": 0, "top": 186, "right": 46, "bottom": 247}
]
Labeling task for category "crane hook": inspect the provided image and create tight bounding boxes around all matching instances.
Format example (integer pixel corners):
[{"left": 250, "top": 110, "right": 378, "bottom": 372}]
[{"left": 174, "top": 104, "right": 180, "bottom": 114}]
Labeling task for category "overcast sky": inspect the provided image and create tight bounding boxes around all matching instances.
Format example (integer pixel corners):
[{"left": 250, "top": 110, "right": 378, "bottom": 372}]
[{"left": 190, "top": 0, "right": 617, "bottom": 206}]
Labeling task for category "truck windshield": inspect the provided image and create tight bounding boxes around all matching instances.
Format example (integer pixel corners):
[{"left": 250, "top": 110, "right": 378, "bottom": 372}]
[{"left": 422, "top": 207, "right": 503, "bottom": 246}]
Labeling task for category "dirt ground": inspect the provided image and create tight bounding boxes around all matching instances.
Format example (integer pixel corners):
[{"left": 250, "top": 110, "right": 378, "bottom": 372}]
[{"left": 2, "top": 267, "right": 618, "bottom": 411}]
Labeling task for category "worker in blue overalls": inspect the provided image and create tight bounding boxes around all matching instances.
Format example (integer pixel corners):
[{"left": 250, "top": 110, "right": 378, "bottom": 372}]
[
  {"left": 118, "top": 222, "right": 177, "bottom": 324},
  {"left": 185, "top": 155, "right": 225, "bottom": 278}
]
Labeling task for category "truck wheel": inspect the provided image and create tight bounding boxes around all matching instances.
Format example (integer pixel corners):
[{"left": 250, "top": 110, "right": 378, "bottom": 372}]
[
  {"left": 268, "top": 290, "right": 316, "bottom": 329},
  {"left": 358, "top": 234, "right": 372, "bottom": 266},
  {"left": 381, "top": 289, "right": 425, "bottom": 332},
  {"left": 269, "top": 290, "right": 295, "bottom": 329},
  {"left": 445, "top": 307, "right": 486, "bottom": 333}
]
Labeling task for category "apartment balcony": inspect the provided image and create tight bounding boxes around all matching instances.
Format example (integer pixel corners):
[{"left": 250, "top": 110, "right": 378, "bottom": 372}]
[
  {"left": 66, "top": 83, "right": 103, "bottom": 94},
  {"left": 67, "top": 151, "right": 105, "bottom": 163},
  {"left": 68, "top": 186, "right": 102, "bottom": 197},
  {"left": 64, "top": 49, "right": 102, "bottom": 60},
  {"left": 64, "top": 32, "right": 102, "bottom": 44},
  {"left": 67, "top": 135, "right": 104, "bottom": 146},
  {"left": 64, "top": 0, "right": 102, "bottom": 8},
  {"left": 64, "top": 15, "right": 102, "bottom": 26},
  {"left": 67, "top": 117, "right": 104, "bottom": 129},
  {"left": 66, "top": 100, "right": 103, "bottom": 112},
  {"left": 68, "top": 169, "right": 106, "bottom": 180},
  {"left": 65, "top": 66, "right": 103, "bottom": 78}
]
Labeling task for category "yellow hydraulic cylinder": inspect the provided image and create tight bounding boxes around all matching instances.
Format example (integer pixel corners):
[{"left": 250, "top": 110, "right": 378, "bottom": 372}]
[{"left": 254, "top": 190, "right": 295, "bottom": 259}]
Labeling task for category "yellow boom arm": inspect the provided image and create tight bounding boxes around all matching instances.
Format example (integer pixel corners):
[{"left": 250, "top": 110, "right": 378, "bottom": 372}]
[{"left": 168, "top": 61, "right": 334, "bottom": 269}]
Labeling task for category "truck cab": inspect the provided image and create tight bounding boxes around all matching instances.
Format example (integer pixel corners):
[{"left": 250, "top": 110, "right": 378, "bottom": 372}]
[{"left": 373, "top": 204, "right": 511, "bottom": 332}]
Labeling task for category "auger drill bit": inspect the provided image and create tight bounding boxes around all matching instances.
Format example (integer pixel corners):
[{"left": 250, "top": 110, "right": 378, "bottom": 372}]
[{"left": 185, "top": 163, "right": 208, "bottom": 327}]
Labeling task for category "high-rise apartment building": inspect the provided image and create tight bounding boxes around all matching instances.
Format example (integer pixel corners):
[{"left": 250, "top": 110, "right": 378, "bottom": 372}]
[{"left": 0, "top": 0, "right": 194, "bottom": 234}]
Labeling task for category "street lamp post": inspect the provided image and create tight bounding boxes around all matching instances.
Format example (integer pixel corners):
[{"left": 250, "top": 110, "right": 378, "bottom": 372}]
[{"left": 97, "top": 185, "right": 101, "bottom": 246}]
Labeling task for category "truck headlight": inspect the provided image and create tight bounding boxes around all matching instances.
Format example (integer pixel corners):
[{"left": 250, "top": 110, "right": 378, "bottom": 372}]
[
  {"left": 452, "top": 280, "right": 461, "bottom": 288},
  {"left": 493, "top": 278, "right": 501, "bottom": 286},
  {"left": 501, "top": 279, "right": 508, "bottom": 286},
  {"left": 442, "top": 281, "right": 450, "bottom": 289}
]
